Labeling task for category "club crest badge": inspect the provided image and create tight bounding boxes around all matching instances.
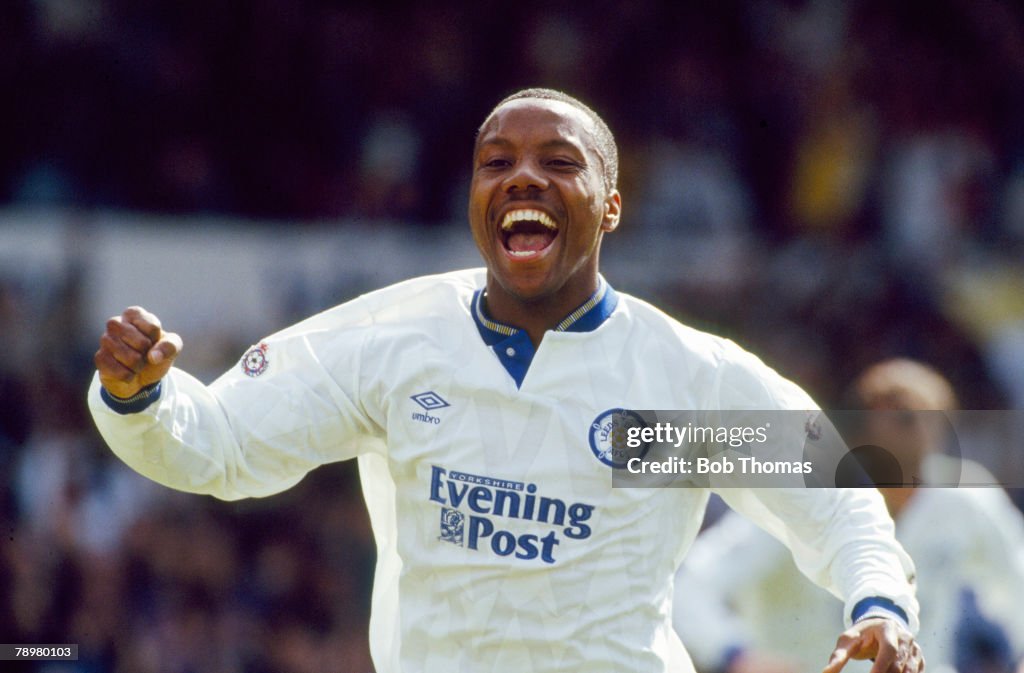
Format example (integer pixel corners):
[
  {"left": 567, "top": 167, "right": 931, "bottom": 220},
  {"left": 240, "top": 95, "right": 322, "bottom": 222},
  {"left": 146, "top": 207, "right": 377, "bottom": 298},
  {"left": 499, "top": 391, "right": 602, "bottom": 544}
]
[
  {"left": 241, "top": 342, "right": 269, "bottom": 377},
  {"left": 588, "top": 408, "right": 651, "bottom": 468}
]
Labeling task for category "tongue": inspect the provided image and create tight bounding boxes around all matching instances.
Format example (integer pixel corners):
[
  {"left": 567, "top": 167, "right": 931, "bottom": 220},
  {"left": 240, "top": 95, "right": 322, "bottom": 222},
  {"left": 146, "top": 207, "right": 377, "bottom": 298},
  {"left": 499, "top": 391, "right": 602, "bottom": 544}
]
[{"left": 508, "top": 231, "right": 555, "bottom": 252}]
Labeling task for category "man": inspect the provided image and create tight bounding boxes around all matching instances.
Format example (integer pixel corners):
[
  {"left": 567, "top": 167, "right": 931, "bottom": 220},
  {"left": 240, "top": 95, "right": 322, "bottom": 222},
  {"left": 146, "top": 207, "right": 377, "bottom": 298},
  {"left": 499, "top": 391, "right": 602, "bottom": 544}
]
[
  {"left": 90, "top": 88, "right": 923, "bottom": 673},
  {"left": 675, "top": 359, "right": 1024, "bottom": 673}
]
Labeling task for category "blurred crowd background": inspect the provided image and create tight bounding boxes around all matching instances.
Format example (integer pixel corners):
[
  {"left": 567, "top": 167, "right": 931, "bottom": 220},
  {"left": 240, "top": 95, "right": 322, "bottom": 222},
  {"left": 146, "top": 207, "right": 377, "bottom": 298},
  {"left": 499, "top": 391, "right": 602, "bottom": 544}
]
[{"left": 2, "top": 0, "right": 1024, "bottom": 671}]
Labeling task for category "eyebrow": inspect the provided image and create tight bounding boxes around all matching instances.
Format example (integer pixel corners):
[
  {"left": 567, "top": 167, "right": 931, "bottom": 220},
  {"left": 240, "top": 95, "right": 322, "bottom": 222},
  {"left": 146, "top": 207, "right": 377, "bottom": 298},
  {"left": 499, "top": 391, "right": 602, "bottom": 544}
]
[{"left": 476, "top": 137, "right": 587, "bottom": 156}]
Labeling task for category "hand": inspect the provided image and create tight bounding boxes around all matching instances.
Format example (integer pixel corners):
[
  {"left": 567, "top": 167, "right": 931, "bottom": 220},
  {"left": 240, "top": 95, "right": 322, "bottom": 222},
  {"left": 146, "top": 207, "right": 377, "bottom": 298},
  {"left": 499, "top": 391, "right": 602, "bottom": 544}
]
[
  {"left": 823, "top": 618, "right": 924, "bottom": 673},
  {"left": 94, "top": 306, "right": 182, "bottom": 399}
]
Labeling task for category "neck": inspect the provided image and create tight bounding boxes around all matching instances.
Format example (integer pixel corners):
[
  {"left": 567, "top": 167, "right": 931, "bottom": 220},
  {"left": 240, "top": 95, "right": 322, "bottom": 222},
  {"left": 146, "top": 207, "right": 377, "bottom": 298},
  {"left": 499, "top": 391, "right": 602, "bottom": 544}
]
[
  {"left": 879, "top": 487, "right": 916, "bottom": 519},
  {"left": 880, "top": 455, "right": 924, "bottom": 518},
  {"left": 484, "top": 274, "right": 599, "bottom": 347}
]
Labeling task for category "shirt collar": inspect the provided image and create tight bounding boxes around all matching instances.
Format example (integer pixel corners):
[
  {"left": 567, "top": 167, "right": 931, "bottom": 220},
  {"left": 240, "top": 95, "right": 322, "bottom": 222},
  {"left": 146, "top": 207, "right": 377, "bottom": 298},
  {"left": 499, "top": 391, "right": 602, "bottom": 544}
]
[{"left": 471, "top": 277, "right": 618, "bottom": 346}]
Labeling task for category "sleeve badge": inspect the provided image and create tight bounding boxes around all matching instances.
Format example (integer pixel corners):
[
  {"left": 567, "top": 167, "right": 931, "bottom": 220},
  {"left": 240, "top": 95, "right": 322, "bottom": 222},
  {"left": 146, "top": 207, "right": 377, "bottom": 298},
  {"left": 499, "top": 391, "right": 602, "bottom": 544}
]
[{"left": 241, "top": 342, "right": 270, "bottom": 377}]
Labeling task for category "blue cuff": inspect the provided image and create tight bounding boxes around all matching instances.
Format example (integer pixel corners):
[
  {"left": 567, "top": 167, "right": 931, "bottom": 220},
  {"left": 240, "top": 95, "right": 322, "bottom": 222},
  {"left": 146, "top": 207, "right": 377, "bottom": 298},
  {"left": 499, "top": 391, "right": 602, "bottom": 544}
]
[
  {"left": 100, "top": 381, "right": 163, "bottom": 415},
  {"left": 852, "top": 596, "right": 909, "bottom": 629}
]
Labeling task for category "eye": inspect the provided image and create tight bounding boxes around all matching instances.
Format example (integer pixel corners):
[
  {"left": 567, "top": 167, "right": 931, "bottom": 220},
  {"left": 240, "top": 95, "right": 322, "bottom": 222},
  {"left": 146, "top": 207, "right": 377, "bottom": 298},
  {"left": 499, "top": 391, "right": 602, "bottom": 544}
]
[
  {"left": 547, "top": 158, "right": 582, "bottom": 170},
  {"left": 480, "top": 157, "right": 512, "bottom": 169}
]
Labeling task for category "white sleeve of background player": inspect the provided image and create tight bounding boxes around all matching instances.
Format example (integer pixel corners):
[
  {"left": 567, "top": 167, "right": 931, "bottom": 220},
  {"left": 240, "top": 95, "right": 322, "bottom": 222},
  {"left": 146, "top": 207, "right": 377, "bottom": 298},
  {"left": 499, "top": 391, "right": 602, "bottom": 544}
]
[
  {"left": 88, "top": 304, "right": 384, "bottom": 501},
  {"left": 673, "top": 513, "right": 786, "bottom": 671},
  {"left": 708, "top": 343, "right": 920, "bottom": 633},
  {"left": 963, "top": 488, "right": 1024, "bottom": 657}
]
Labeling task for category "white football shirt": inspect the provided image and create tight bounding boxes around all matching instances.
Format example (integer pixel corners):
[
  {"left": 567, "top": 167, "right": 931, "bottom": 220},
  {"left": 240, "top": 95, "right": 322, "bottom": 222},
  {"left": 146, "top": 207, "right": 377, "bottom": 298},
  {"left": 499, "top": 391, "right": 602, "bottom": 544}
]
[{"left": 88, "top": 268, "right": 918, "bottom": 673}]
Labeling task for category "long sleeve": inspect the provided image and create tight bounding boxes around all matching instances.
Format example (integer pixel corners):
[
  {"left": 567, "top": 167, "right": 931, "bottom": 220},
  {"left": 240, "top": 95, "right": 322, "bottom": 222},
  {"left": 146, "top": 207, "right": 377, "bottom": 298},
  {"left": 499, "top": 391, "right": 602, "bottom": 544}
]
[
  {"left": 707, "top": 343, "right": 920, "bottom": 633},
  {"left": 716, "top": 486, "right": 918, "bottom": 632},
  {"left": 88, "top": 301, "right": 385, "bottom": 500}
]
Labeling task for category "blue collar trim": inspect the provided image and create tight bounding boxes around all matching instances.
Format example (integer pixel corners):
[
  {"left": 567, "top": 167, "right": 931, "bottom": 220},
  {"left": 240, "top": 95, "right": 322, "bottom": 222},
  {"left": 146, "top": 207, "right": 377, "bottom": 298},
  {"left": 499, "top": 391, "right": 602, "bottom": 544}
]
[
  {"left": 471, "top": 279, "right": 618, "bottom": 387},
  {"left": 472, "top": 278, "right": 617, "bottom": 343}
]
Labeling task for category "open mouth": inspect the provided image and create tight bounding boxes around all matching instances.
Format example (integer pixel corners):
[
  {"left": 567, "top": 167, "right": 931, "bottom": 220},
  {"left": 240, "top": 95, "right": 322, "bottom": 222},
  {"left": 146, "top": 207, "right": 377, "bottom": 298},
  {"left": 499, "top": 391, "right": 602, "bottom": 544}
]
[{"left": 499, "top": 208, "right": 558, "bottom": 258}]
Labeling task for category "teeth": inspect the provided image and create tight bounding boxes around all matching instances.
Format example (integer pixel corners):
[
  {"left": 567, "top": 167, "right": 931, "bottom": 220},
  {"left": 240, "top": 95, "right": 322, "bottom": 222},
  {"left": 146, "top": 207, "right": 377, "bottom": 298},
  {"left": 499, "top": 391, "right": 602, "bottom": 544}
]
[{"left": 500, "top": 209, "right": 557, "bottom": 231}]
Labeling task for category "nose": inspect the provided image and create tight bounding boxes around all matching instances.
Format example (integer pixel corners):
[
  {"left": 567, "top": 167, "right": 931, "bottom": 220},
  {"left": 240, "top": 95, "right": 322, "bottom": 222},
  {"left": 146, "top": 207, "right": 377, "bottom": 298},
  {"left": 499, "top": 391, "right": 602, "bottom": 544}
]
[{"left": 503, "top": 159, "right": 549, "bottom": 193}]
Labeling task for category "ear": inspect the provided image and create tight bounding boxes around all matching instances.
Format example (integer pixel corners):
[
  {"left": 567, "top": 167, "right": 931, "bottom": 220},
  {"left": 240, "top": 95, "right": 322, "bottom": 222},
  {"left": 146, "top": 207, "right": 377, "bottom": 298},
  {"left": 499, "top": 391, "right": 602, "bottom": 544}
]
[{"left": 601, "top": 190, "right": 622, "bottom": 233}]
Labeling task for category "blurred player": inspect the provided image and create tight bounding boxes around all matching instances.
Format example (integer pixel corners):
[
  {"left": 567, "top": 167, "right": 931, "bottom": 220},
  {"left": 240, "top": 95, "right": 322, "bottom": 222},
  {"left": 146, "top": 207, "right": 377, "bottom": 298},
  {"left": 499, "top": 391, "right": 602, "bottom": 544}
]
[
  {"left": 89, "top": 89, "right": 923, "bottom": 673},
  {"left": 674, "top": 358, "right": 1024, "bottom": 673}
]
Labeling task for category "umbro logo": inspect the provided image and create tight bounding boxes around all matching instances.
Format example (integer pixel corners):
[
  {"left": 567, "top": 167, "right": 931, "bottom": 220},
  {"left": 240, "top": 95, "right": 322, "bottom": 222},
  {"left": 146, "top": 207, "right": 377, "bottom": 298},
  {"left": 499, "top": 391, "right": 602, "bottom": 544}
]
[
  {"left": 411, "top": 391, "right": 450, "bottom": 424},
  {"left": 411, "top": 391, "right": 450, "bottom": 410}
]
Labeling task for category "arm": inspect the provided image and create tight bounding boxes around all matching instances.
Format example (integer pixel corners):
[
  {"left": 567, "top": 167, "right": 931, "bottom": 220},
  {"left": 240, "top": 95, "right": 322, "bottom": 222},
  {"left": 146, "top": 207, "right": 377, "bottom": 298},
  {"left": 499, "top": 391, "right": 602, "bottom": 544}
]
[
  {"left": 673, "top": 513, "right": 761, "bottom": 671},
  {"left": 718, "top": 487, "right": 922, "bottom": 673},
  {"left": 90, "top": 306, "right": 382, "bottom": 500},
  {"left": 708, "top": 349, "right": 922, "bottom": 673},
  {"left": 674, "top": 512, "right": 804, "bottom": 673},
  {"left": 964, "top": 487, "right": 1024, "bottom": 659}
]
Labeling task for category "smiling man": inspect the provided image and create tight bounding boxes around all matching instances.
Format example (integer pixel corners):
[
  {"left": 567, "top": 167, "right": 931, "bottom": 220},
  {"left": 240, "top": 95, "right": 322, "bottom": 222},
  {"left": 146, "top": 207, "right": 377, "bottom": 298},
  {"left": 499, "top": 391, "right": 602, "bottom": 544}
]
[
  {"left": 469, "top": 91, "right": 621, "bottom": 345},
  {"left": 89, "top": 88, "right": 923, "bottom": 673}
]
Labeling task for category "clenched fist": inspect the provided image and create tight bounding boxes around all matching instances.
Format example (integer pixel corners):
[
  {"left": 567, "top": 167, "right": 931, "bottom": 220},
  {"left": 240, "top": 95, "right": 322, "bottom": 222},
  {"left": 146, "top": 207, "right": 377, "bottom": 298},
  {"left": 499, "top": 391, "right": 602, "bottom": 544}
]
[{"left": 94, "top": 306, "right": 183, "bottom": 399}]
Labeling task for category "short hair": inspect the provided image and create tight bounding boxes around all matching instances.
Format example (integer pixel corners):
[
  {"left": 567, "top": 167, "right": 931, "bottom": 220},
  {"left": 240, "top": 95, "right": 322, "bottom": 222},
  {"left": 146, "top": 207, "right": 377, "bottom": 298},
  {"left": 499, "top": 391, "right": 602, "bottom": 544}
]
[
  {"left": 848, "top": 358, "right": 958, "bottom": 412},
  {"left": 477, "top": 88, "right": 619, "bottom": 192}
]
